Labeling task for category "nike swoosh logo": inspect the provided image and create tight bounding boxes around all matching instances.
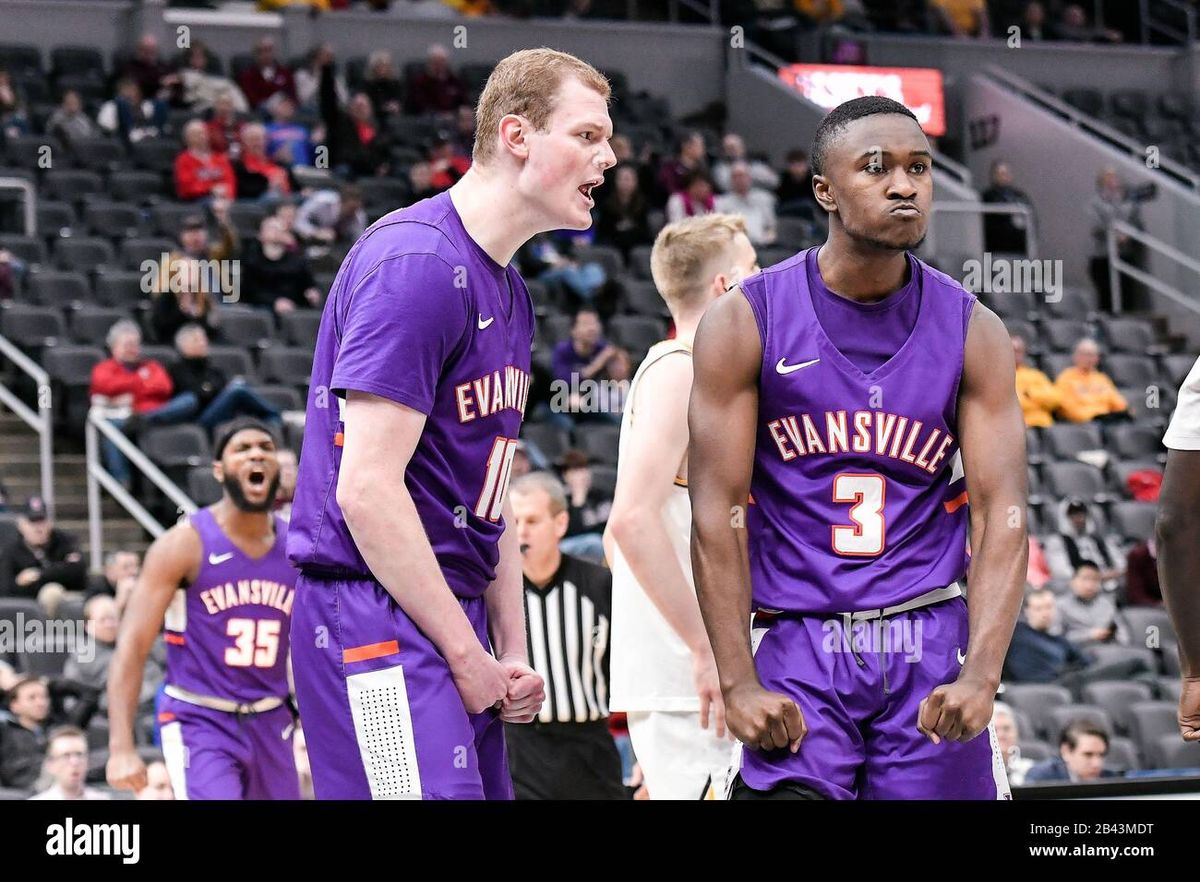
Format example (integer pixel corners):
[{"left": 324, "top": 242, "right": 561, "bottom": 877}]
[
  {"left": 956, "top": 648, "right": 966, "bottom": 666},
  {"left": 776, "top": 357, "right": 820, "bottom": 375},
  {"left": 478, "top": 314, "right": 495, "bottom": 330},
  {"left": 208, "top": 552, "right": 234, "bottom": 565}
]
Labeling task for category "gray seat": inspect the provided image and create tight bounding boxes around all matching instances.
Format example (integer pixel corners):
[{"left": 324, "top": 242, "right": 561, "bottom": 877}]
[
  {"left": 218, "top": 309, "right": 276, "bottom": 349},
  {"left": 607, "top": 315, "right": 666, "bottom": 359},
  {"left": 1042, "top": 461, "right": 1106, "bottom": 500},
  {"left": 1080, "top": 681, "right": 1155, "bottom": 735},
  {"left": 206, "top": 345, "right": 256, "bottom": 381},
  {"left": 259, "top": 347, "right": 314, "bottom": 387},
  {"left": 1105, "top": 354, "right": 1157, "bottom": 388},
  {"left": 1157, "top": 677, "right": 1182, "bottom": 703},
  {"left": 70, "top": 306, "right": 129, "bottom": 345},
  {"left": 1100, "top": 316, "right": 1156, "bottom": 353},
  {"left": 1153, "top": 736, "right": 1200, "bottom": 770},
  {"left": 521, "top": 422, "right": 570, "bottom": 464},
  {"left": 1016, "top": 739, "right": 1054, "bottom": 762},
  {"left": 249, "top": 384, "right": 303, "bottom": 411},
  {"left": 94, "top": 269, "right": 149, "bottom": 308},
  {"left": 623, "top": 279, "right": 669, "bottom": 318},
  {"left": 1105, "top": 736, "right": 1141, "bottom": 772},
  {"left": 142, "top": 424, "right": 211, "bottom": 469},
  {"left": 1109, "top": 501, "right": 1157, "bottom": 542},
  {"left": 120, "top": 236, "right": 175, "bottom": 270},
  {"left": 280, "top": 309, "right": 322, "bottom": 347},
  {"left": 1109, "top": 424, "right": 1164, "bottom": 460},
  {"left": 1044, "top": 704, "right": 1113, "bottom": 742},
  {"left": 1128, "top": 701, "right": 1177, "bottom": 763},
  {"left": 0, "top": 305, "right": 66, "bottom": 349},
  {"left": 28, "top": 270, "right": 91, "bottom": 308},
  {"left": 53, "top": 236, "right": 114, "bottom": 272},
  {"left": 1040, "top": 319, "right": 1091, "bottom": 352},
  {"left": 82, "top": 202, "right": 142, "bottom": 239},
  {"left": 109, "top": 170, "right": 167, "bottom": 205},
  {"left": 43, "top": 169, "right": 105, "bottom": 204},
  {"left": 1000, "top": 683, "right": 1073, "bottom": 740},
  {"left": 1120, "top": 607, "right": 1175, "bottom": 649},
  {"left": 576, "top": 425, "right": 621, "bottom": 466},
  {"left": 187, "top": 465, "right": 222, "bottom": 507},
  {"left": 1041, "top": 423, "right": 1103, "bottom": 460}
]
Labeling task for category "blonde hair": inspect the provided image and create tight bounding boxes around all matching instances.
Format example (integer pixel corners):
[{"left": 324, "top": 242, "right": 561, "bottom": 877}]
[
  {"left": 473, "top": 48, "right": 610, "bottom": 165},
  {"left": 650, "top": 213, "right": 748, "bottom": 309}
]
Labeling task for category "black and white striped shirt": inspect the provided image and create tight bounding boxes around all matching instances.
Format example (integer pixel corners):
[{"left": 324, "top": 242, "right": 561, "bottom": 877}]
[{"left": 523, "top": 554, "right": 610, "bottom": 724}]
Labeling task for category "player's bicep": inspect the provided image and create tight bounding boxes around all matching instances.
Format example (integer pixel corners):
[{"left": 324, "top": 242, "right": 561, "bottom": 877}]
[
  {"left": 959, "top": 304, "right": 1027, "bottom": 511},
  {"left": 336, "top": 390, "right": 426, "bottom": 504},
  {"left": 330, "top": 253, "right": 468, "bottom": 415}
]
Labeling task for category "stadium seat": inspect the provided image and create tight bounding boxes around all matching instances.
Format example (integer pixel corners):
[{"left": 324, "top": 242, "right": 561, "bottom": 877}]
[
  {"left": 1080, "top": 681, "right": 1154, "bottom": 735},
  {"left": 1128, "top": 701, "right": 1177, "bottom": 763},
  {"left": 151, "top": 203, "right": 198, "bottom": 237},
  {"left": 1110, "top": 460, "right": 1161, "bottom": 497},
  {"left": 94, "top": 269, "right": 150, "bottom": 308},
  {"left": 1044, "top": 287, "right": 1097, "bottom": 318},
  {"left": 36, "top": 200, "right": 77, "bottom": 236},
  {"left": 142, "top": 424, "right": 211, "bottom": 469},
  {"left": 82, "top": 202, "right": 142, "bottom": 240},
  {"left": 219, "top": 309, "right": 276, "bottom": 349},
  {"left": 0, "top": 43, "right": 43, "bottom": 78},
  {"left": 521, "top": 422, "right": 570, "bottom": 464},
  {"left": 1041, "top": 353, "right": 1074, "bottom": 380},
  {"left": 0, "top": 233, "right": 47, "bottom": 266},
  {"left": 259, "top": 347, "right": 314, "bottom": 387},
  {"left": 629, "top": 244, "right": 653, "bottom": 280},
  {"left": 50, "top": 45, "right": 105, "bottom": 81},
  {"left": 0, "top": 598, "right": 42, "bottom": 633},
  {"left": 1104, "top": 354, "right": 1157, "bottom": 388},
  {"left": 622, "top": 279, "right": 668, "bottom": 318},
  {"left": 1040, "top": 319, "right": 1091, "bottom": 353},
  {"left": 120, "top": 236, "right": 176, "bottom": 270},
  {"left": 131, "top": 140, "right": 180, "bottom": 174},
  {"left": 187, "top": 465, "right": 223, "bottom": 507},
  {"left": 1120, "top": 607, "right": 1174, "bottom": 649},
  {"left": 1109, "top": 424, "right": 1164, "bottom": 460},
  {"left": 1100, "top": 316, "right": 1157, "bottom": 353},
  {"left": 1016, "top": 740, "right": 1054, "bottom": 762},
  {"left": 1157, "top": 677, "right": 1182, "bottom": 703},
  {"left": 607, "top": 315, "right": 667, "bottom": 358},
  {"left": 68, "top": 136, "right": 127, "bottom": 174},
  {"left": 1105, "top": 737, "right": 1141, "bottom": 773},
  {"left": 53, "top": 236, "right": 114, "bottom": 272},
  {"left": 227, "top": 202, "right": 270, "bottom": 235},
  {"left": 1108, "top": 500, "right": 1157, "bottom": 541},
  {"left": 0, "top": 304, "right": 66, "bottom": 349},
  {"left": 1153, "top": 737, "right": 1200, "bottom": 770},
  {"left": 1162, "top": 353, "right": 1196, "bottom": 386},
  {"left": 1042, "top": 461, "right": 1107, "bottom": 500},
  {"left": 42, "top": 344, "right": 103, "bottom": 388},
  {"left": 574, "top": 244, "right": 624, "bottom": 280},
  {"left": 28, "top": 270, "right": 90, "bottom": 308},
  {"left": 3, "top": 134, "right": 58, "bottom": 169},
  {"left": 207, "top": 345, "right": 256, "bottom": 381},
  {"left": 43, "top": 169, "right": 105, "bottom": 205},
  {"left": 1044, "top": 704, "right": 1113, "bottom": 742},
  {"left": 250, "top": 384, "right": 303, "bottom": 411},
  {"left": 1087, "top": 644, "right": 1158, "bottom": 673},
  {"left": 576, "top": 424, "right": 621, "bottom": 465},
  {"left": 1001, "top": 684, "right": 1073, "bottom": 740},
  {"left": 280, "top": 309, "right": 322, "bottom": 347},
  {"left": 355, "top": 177, "right": 411, "bottom": 209},
  {"left": 109, "top": 170, "right": 168, "bottom": 205},
  {"left": 70, "top": 305, "right": 128, "bottom": 345},
  {"left": 1041, "top": 423, "right": 1103, "bottom": 460}
]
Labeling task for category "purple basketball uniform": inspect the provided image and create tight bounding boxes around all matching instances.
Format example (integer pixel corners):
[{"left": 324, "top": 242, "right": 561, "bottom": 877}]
[
  {"left": 159, "top": 508, "right": 299, "bottom": 800},
  {"left": 287, "top": 191, "right": 534, "bottom": 799},
  {"left": 732, "top": 247, "right": 1009, "bottom": 800}
]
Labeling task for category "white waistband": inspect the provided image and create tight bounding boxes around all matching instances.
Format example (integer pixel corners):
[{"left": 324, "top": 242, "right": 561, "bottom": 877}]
[
  {"left": 164, "top": 684, "right": 286, "bottom": 715},
  {"left": 839, "top": 581, "right": 964, "bottom": 621}
]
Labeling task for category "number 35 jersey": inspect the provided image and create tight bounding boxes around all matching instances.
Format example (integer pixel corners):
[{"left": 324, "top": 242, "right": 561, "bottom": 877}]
[
  {"left": 739, "top": 248, "right": 975, "bottom": 616},
  {"left": 287, "top": 191, "right": 535, "bottom": 598},
  {"left": 165, "top": 508, "right": 295, "bottom": 701}
]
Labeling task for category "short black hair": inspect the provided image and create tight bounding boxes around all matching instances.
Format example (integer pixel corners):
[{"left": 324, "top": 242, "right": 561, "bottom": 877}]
[
  {"left": 213, "top": 417, "right": 279, "bottom": 461},
  {"left": 1074, "top": 560, "right": 1101, "bottom": 574},
  {"left": 810, "top": 96, "right": 921, "bottom": 177},
  {"left": 1061, "top": 719, "right": 1109, "bottom": 751}
]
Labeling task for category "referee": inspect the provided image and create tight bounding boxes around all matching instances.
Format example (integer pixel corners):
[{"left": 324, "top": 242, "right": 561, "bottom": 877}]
[{"left": 505, "top": 472, "right": 625, "bottom": 800}]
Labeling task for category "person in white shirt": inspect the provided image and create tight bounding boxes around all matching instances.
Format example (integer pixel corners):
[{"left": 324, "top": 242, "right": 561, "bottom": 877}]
[
  {"left": 712, "top": 133, "right": 780, "bottom": 194},
  {"left": 604, "top": 214, "right": 759, "bottom": 799},
  {"left": 29, "top": 727, "right": 110, "bottom": 800},
  {"left": 715, "top": 162, "right": 778, "bottom": 247},
  {"left": 294, "top": 185, "right": 367, "bottom": 246}
]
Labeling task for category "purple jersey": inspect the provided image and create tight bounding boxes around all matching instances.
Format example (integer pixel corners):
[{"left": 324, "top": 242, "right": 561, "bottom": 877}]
[
  {"left": 286, "top": 192, "right": 535, "bottom": 598},
  {"left": 740, "top": 247, "right": 974, "bottom": 615},
  {"left": 164, "top": 508, "right": 295, "bottom": 702}
]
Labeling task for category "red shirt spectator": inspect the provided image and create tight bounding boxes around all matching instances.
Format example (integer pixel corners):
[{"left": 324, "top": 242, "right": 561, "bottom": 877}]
[
  {"left": 406, "top": 44, "right": 467, "bottom": 115},
  {"left": 175, "top": 120, "right": 237, "bottom": 201},
  {"left": 235, "top": 122, "right": 291, "bottom": 198},
  {"left": 205, "top": 92, "right": 246, "bottom": 157},
  {"left": 89, "top": 322, "right": 173, "bottom": 414},
  {"left": 237, "top": 36, "right": 297, "bottom": 110},
  {"left": 1125, "top": 539, "right": 1162, "bottom": 606}
]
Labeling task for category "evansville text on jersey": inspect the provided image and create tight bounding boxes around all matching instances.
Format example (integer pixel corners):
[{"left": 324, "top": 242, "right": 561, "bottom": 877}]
[
  {"left": 454, "top": 364, "right": 531, "bottom": 424},
  {"left": 765, "top": 408, "right": 956, "bottom": 475},
  {"left": 198, "top": 579, "right": 296, "bottom": 616}
]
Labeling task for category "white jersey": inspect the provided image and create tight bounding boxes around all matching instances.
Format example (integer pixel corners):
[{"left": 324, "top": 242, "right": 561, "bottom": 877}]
[
  {"left": 609, "top": 339, "right": 700, "bottom": 712},
  {"left": 1164, "top": 355, "right": 1200, "bottom": 450}
]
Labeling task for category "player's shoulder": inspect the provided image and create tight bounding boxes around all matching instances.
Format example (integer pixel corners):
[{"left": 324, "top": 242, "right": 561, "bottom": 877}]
[
  {"left": 147, "top": 515, "right": 204, "bottom": 566},
  {"left": 344, "top": 195, "right": 467, "bottom": 280}
]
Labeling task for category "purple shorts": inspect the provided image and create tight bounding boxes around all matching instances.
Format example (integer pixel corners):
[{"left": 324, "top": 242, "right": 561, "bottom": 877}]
[
  {"left": 290, "top": 574, "right": 512, "bottom": 800},
  {"left": 737, "top": 595, "right": 1010, "bottom": 800},
  {"left": 158, "top": 695, "right": 299, "bottom": 800}
]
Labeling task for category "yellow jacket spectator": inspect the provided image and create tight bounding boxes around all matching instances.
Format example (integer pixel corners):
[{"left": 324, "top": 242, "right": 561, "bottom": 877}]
[
  {"left": 1055, "top": 339, "right": 1128, "bottom": 423},
  {"left": 795, "top": 0, "right": 844, "bottom": 21},
  {"left": 1012, "top": 335, "right": 1060, "bottom": 427}
]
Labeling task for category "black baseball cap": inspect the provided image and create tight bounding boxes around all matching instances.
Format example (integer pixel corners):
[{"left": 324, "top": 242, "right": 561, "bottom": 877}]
[{"left": 22, "top": 496, "right": 49, "bottom": 522}]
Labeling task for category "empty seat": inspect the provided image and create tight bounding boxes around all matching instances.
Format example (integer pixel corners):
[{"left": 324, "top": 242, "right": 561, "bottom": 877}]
[
  {"left": 53, "top": 236, "right": 114, "bottom": 272},
  {"left": 1153, "top": 736, "right": 1200, "bottom": 770},
  {"left": 574, "top": 244, "right": 624, "bottom": 280},
  {"left": 219, "top": 309, "right": 276, "bottom": 349},
  {"left": 355, "top": 177, "right": 410, "bottom": 209},
  {"left": 27, "top": 270, "right": 91, "bottom": 309},
  {"left": 94, "top": 269, "right": 149, "bottom": 308},
  {"left": 259, "top": 347, "right": 314, "bottom": 386},
  {"left": 607, "top": 315, "right": 666, "bottom": 357},
  {"left": 1041, "top": 423, "right": 1103, "bottom": 460},
  {"left": 1109, "top": 500, "right": 1157, "bottom": 541},
  {"left": 1042, "top": 461, "right": 1106, "bottom": 499},
  {"left": 227, "top": 202, "right": 269, "bottom": 236},
  {"left": 3, "top": 134, "right": 58, "bottom": 169},
  {"left": 0, "top": 43, "right": 43, "bottom": 78},
  {"left": 206, "top": 345, "right": 255, "bottom": 381},
  {"left": 0, "top": 234, "right": 47, "bottom": 266},
  {"left": 1080, "top": 681, "right": 1155, "bottom": 735},
  {"left": 1101, "top": 317, "right": 1156, "bottom": 353},
  {"left": 249, "top": 384, "right": 303, "bottom": 411},
  {"left": 629, "top": 244, "right": 653, "bottom": 280},
  {"left": 36, "top": 200, "right": 77, "bottom": 236},
  {"left": 280, "top": 310, "right": 321, "bottom": 347},
  {"left": 69, "top": 306, "right": 128, "bottom": 344},
  {"left": 1016, "top": 740, "right": 1054, "bottom": 762},
  {"left": 521, "top": 422, "right": 570, "bottom": 464},
  {"left": 1041, "top": 319, "right": 1091, "bottom": 353},
  {"left": 1109, "top": 424, "right": 1164, "bottom": 460},
  {"left": 68, "top": 136, "right": 127, "bottom": 173},
  {"left": 43, "top": 169, "right": 104, "bottom": 204},
  {"left": 1105, "top": 736, "right": 1141, "bottom": 772},
  {"left": 1104, "top": 354, "right": 1157, "bottom": 388},
  {"left": 131, "top": 140, "right": 179, "bottom": 174},
  {"left": 538, "top": 314, "right": 572, "bottom": 347},
  {"left": 575, "top": 424, "right": 621, "bottom": 465},
  {"left": 1120, "top": 385, "right": 1172, "bottom": 422},
  {"left": 1041, "top": 353, "right": 1074, "bottom": 380},
  {"left": 109, "top": 170, "right": 167, "bottom": 204},
  {"left": 1128, "top": 700, "right": 1177, "bottom": 762},
  {"left": 986, "top": 290, "right": 1037, "bottom": 319},
  {"left": 139, "top": 344, "right": 178, "bottom": 368},
  {"left": 50, "top": 45, "right": 105, "bottom": 80},
  {"left": 42, "top": 344, "right": 103, "bottom": 385},
  {"left": 1003, "top": 318, "right": 1038, "bottom": 349},
  {"left": 142, "top": 424, "right": 210, "bottom": 469},
  {"left": 1001, "top": 683, "right": 1074, "bottom": 740},
  {"left": 152, "top": 203, "right": 198, "bottom": 238},
  {"left": 120, "top": 236, "right": 175, "bottom": 270},
  {"left": 0, "top": 304, "right": 66, "bottom": 348},
  {"left": 1163, "top": 353, "right": 1197, "bottom": 386},
  {"left": 82, "top": 202, "right": 142, "bottom": 239},
  {"left": 1043, "top": 704, "right": 1113, "bottom": 743},
  {"left": 1044, "top": 287, "right": 1097, "bottom": 319},
  {"left": 1121, "top": 607, "right": 1174, "bottom": 648},
  {"left": 187, "top": 465, "right": 222, "bottom": 507},
  {"left": 623, "top": 279, "right": 668, "bottom": 317},
  {"left": 1157, "top": 676, "right": 1182, "bottom": 703}
]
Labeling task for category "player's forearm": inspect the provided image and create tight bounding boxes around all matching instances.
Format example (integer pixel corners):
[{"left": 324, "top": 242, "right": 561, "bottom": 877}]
[
  {"left": 485, "top": 507, "right": 527, "bottom": 664},
  {"left": 106, "top": 640, "right": 151, "bottom": 751},
  {"left": 610, "top": 509, "right": 710, "bottom": 653},
  {"left": 690, "top": 513, "right": 756, "bottom": 692},
  {"left": 962, "top": 506, "right": 1027, "bottom": 688},
  {"left": 1157, "top": 451, "right": 1200, "bottom": 676},
  {"left": 340, "top": 475, "right": 479, "bottom": 662}
]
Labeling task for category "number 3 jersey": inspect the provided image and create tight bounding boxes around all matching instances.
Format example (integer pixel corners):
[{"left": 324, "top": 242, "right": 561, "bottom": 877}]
[
  {"left": 286, "top": 191, "right": 535, "bottom": 598},
  {"left": 165, "top": 508, "right": 295, "bottom": 701},
  {"left": 740, "top": 247, "right": 975, "bottom": 616}
]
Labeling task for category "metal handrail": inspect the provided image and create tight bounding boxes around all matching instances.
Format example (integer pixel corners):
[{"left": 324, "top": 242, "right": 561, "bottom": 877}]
[
  {"left": 1106, "top": 218, "right": 1200, "bottom": 316},
  {"left": 925, "top": 201, "right": 1038, "bottom": 260},
  {"left": 982, "top": 65, "right": 1200, "bottom": 192},
  {"left": 0, "top": 176, "right": 35, "bottom": 236},
  {"left": 85, "top": 407, "right": 196, "bottom": 570},
  {"left": 0, "top": 334, "right": 53, "bottom": 517},
  {"left": 1140, "top": 0, "right": 1197, "bottom": 45}
]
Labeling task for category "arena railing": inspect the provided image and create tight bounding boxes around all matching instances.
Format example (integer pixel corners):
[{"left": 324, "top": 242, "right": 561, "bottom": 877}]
[
  {"left": 983, "top": 65, "right": 1200, "bottom": 193},
  {"left": 0, "top": 175, "right": 36, "bottom": 236},
  {"left": 84, "top": 407, "right": 197, "bottom": 571},
  {"left": 925, "top": 202, "right": 1038, "bottom": 260},
  {"left": 0, "top": 334, "right": 54, "bottom": 517},
  {"left": 1107, "top": 218, "right": 1200, "bottom": 317},
  {"left": 1139, "top": 0, "right": 1197, "bottom": 45}
]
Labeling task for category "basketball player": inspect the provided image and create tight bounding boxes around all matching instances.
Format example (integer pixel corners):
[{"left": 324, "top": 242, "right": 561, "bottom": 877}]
[
  {"left": 605, "top": 215, "right": 758, "bottom": 799},
  {"left": 287, "top": 48, "right": 614, "bottom": 799},
  {"left": 689, "top": 96, "right": 1028, "bottom": 799},
  {"left": 1157, "top": 355, "right": 1200, "bottom": 740},
  {"left": 107, "top": 418, "right": 299, "bottom": 799}
]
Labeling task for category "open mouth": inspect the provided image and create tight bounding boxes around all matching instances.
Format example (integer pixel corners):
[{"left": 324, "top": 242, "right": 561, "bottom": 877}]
[
  {"left": 247, "top": 467, "right": 267, "bottom": 488},
  {"left": 578, "top": 179, "right": 601, "bottom": 206}
]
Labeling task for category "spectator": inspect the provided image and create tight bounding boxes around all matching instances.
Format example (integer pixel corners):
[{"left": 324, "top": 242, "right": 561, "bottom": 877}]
[
  {"left": 320, "top": 62, "right": 392, "bottom": 178},
  {"left": 0, "top": 677, "right": 49, "bottom": 790},
  {"left": 991, "top": 702, "right": 1035, "bottom": 786},
  {"left": 241, "top": 217, "right": 321, "bottom": 316},
  {"left": 60, "top": 595, "right": 121, "bottom": 711},
  {"left": 549, "top": 307, "right": 619, "bottom": 428},
  {"left": 406, "top": 44, "right": 467, "bottom": 116},
  {"left": 521, "top": 234, "right": 607, "bottom": 309},
  {"left": 657, "top": 131, "right": 707, "bottom": 201},
  {"left": 1053, "top": 3, "right": 1122, "bottom": 42},
  {"left": 1088, "top": 167, "right": 1145, "bottom": 312},
  {"left": 175, "top": 119, "right": 237, "bottom": 202},
  {"left": 1054, "top": 338, "right": 1128, "bottom": 424},
  {"left": 237, "top": 36, "right": 297, "bottom": 110},
  {"left": 45, "top": 90, "right": 98, "bottom": 147},
  {"left": 0, "top": 67, "right": 29, "bottom": 138},
  {"left": 557, "top": 449, "right": 611, "bottom": 564},
  {"left": 136, "top": 760, "right": 174, "bottom": 800},
  {"left": 294, "top": 185, "right": 367, "bottom": 246},
  {"left": 1028, "top": 534, "right": 1052, "bottom": 589},
  {"left": 427, "top": 132, "right": 471, "bottom": 192},
  {"left": 1012, "top": 334, "right": 1060, "bottom": 427},
  {"left": 450, "top": 103, "right": 476, "bottom": 159},
  {"left": 204, "top": 90, "right": 248, "bottom": 157},
  {"left": 0, "top": 248, "right": 26, "bottom": 301},
  {"left": 85, "top": 550, "right": 140, "bottom": 606},
  {"left": 712, "top": 133, "right": 779, "bottom": 193},
  {"left": 408, "top": 161, "right": 439, "bottom": 203},
  {"left": 295, "top": 43, "right": 346, "bottom": 112},
  {"left": 1050, "top": 499, "right": 1126, "bottom": 590},
  {"left": 166, "top": 324, "right": 281, "bottom": 432},
  {"left": 594, "top": 164, "right": 652, "bottom": 259},
  {"left": 0, "top": 497, "right": 87, "bottom": 607},
  {"left": 1018, "top": 1, "right": 1048, "bottom": 40},
  {"left": 234, "top": 122, "right": 293, "bottom": 201},
  {"left": 98, "top": 77, "right": 168, "bottom": 146},
  {"left": 1125, "top": 538, "right": 1162, "bottom": 606},
  {"left": 1057, "top": 561, "right": 1119, "bottom": 646},
  {"left": 666, "top": 169, "right": 716, "bottom": 224},
  {"left": 29, "top": 726, "right": 110, "bottom": 800},
  {"left": 1024, "top": 720, "right": 1116, "bottom": 782},
  {"left": 119, "top": 33, "right": 174, "bottom": 101},
  {"left": 265, "top": 95, "right": 316, "bottom": 168},
  {"left": 89, "top": 320, "right": 182, "bottom": 486},
  {"left": 930, "top": 0, "right": 989, "bottom": 36},
  {"left": 715, "top": 161, "right": 778, "bottom": 246},
  {"left": 775, "top": 148, "right": 818, "bottom": 218},
  {"left": 174, "top": 41, "right": 247, "bottom": 114},
  {"left": 150, "top": 254, "right": 222, "bottom": 345},
  {"left": 600, "top": 347, "right": 632, "bottom": 417},
  {"left": 170, "top": 205, "right": 239, "bottom": 264},
  {"left": 363, "top": 49, "right": 404, "bottom": 119},
  {"left": 271, "top": 198, "right": 303, "bottom": 247},
  {"left": 982, "top": 160, "right": 1033, "bottom": 254}
]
